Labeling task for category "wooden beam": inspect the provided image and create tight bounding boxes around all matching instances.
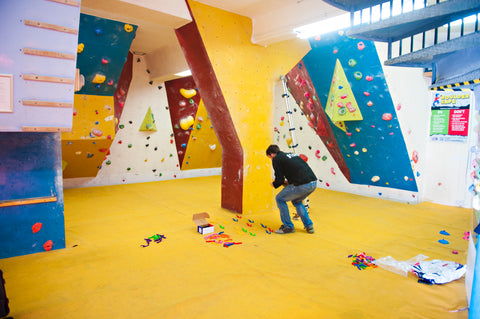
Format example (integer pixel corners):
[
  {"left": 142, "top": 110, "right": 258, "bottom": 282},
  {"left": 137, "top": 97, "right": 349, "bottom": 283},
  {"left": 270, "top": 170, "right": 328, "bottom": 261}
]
[
  {"left": 22, "top": 100, "right": 72, "bottom": 108},
  {"left": 23, "top": 74, "right": 74, "bottom": 84},
  {"left": 23, "top": 48, "right": 75, "bottom": 60},
  {"left": 24, "top": 19, "right": 78, "bottom": 35},
  {"left": 46, "top": 0, "right": 79, "bottom": 7},
  {"left": 22, "top": 126, "right": 71, "bottom": 132},
  {"left": 0, "top": 196, "right": 57, "bottom": 208}
]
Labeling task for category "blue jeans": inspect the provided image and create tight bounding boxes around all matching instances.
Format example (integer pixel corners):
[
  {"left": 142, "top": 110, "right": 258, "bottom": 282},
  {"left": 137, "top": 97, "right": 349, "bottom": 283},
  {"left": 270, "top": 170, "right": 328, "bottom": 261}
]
[{"left": 275, "top": 181, "right": 317, "bottom": 229}]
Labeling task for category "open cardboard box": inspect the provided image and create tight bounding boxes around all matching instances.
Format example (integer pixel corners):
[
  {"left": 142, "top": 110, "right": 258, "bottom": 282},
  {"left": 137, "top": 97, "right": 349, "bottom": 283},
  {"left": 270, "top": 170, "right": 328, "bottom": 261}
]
[{"left": 192, "top": 212, "right": 214, "bottom": 235}]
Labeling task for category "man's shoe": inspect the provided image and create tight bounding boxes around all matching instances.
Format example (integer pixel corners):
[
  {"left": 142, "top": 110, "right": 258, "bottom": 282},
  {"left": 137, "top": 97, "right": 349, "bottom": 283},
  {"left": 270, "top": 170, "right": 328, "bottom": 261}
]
[
  {"left": 305, "top": 225, "right": 314, "bottom": 234},
  {"left": 275, "top": 225, "right": 295, "bottom": 234}
]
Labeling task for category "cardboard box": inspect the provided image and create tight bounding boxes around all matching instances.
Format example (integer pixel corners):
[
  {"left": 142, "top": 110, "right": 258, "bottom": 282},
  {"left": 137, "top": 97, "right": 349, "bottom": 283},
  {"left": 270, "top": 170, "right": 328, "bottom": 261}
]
[{"left": 192, "top": 212, "right": 214, "bottom": 235}]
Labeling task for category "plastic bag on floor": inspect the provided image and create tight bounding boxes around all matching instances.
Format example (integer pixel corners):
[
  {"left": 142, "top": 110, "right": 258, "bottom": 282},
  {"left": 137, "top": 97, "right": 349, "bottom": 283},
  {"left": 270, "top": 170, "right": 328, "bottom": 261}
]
[
  {"left": 411, "top": 260, "right": 467, "bottom": 285},
  {"left": 374, "top": 254, "right": 429, "bottom": 277}
]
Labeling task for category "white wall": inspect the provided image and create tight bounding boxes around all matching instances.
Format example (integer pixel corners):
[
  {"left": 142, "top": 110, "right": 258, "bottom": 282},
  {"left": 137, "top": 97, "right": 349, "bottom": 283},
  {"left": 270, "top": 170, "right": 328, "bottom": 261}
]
[{"left": 63, "top": 54, "right": 220, "bottom": 188}]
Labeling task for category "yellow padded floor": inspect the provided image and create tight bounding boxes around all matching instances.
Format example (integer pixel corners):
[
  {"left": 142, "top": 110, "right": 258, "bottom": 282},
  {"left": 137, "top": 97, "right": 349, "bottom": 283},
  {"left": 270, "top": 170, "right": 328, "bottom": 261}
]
[{"left": 0, "top": 176, "right": 473, "bottom": 318}]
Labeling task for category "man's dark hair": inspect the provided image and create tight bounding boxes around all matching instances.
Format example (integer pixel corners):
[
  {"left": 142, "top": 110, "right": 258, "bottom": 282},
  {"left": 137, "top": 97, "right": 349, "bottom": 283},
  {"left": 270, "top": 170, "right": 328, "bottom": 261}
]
[{"left": 266, "top": 144, "right": 281, "bottom": 156}]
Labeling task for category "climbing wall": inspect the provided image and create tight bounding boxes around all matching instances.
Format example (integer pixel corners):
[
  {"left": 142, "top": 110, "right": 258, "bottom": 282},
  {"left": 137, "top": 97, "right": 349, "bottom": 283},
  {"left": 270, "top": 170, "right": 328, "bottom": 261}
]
[
  {"left": 274, "top": 31, "right": 418, "bottom": 197},
  {"left": 61, "top": 14, "right": 137, "bottom": 178},
  {"left": 179, "top": 1, "right": 311, "bottom": 214},
  {"left": 0, "top": 133, "right": 65, "bottom": 259},
  {"left": 165, "top": 76, "right": 222, "bottom": 170},
  {"left": 0, "top": 0, "right": 81, "bottom": 258}
]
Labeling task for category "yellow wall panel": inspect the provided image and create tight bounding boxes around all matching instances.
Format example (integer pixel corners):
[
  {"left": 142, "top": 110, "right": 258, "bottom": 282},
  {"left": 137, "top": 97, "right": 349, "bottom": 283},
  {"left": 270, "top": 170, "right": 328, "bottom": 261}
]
[
  {"left": 189, "top": 1, "right": 311, "bottom": 213},
  {"left": 61, "top": 94, "right": 116, "bottom": 178}
]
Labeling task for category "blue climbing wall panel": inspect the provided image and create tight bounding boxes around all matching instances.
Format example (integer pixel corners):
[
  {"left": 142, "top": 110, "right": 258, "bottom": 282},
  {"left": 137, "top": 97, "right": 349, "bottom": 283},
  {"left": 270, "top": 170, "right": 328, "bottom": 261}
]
[
  {"left": 0, "top": 133, "right": 65, "bottom": 259},
  {"left": 303, "top": 32, "right": 418, "bottom": 192},
  {"left": 75, "top": 13, "right": 137, "bottom": 96}
]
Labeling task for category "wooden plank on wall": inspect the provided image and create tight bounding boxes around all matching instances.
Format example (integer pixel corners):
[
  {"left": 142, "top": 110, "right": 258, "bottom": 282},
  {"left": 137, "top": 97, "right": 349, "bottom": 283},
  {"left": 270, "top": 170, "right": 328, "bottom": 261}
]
[
  {"left": 46, "top": 0, "right": 79, "bottom": 7},
  {"left": 22, "top": 99, "right": 72, "bottom": 108},
  {"left": 0, "top": 196, "right": 57, "bottom": 208},
  {"left": 23, "top": 48, "right": 75, "bottom": 60},
  {"left": 23, "top": 74, "right": 74, "bottom": 84},
  {"left": 22, "top": 126, "right": 71, "bottom": 132},
  {"left": 24, "top": 19, "right": 78, "bottom": 35}
]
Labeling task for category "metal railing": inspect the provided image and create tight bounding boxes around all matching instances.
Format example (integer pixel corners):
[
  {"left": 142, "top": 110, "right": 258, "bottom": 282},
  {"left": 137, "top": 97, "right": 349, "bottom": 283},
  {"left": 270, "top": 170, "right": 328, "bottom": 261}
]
[{"left": 350, "top": 0, "right": 480, "bottom": 60}]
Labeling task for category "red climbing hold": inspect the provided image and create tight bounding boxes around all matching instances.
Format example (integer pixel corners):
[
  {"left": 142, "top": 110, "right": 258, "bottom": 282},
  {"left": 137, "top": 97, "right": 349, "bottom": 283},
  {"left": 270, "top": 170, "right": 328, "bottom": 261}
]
[
  {"left": 43, "top": 240, "right": 53, "bottom": 251},
  {"left": 32, "top": 222, "right": 42, "bottom": 233}
]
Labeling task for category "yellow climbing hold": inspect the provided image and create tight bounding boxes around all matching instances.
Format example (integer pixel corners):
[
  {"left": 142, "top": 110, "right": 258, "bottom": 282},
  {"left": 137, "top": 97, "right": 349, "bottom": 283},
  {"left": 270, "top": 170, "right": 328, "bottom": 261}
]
[
  {"left": 77, "top": 43, "right": 84, "bottom": 53},
  {"left": 180, "top": 115, "right": 195, "bottom": 130},
  {"left": 180, "top": 88, "right": 197, "bottom": 99},
  {"left": 92, "top": 74, "right": 106, "bottom": 84},
  {"left": 124, "top": 24, "right": 134, "bottom": 32}
]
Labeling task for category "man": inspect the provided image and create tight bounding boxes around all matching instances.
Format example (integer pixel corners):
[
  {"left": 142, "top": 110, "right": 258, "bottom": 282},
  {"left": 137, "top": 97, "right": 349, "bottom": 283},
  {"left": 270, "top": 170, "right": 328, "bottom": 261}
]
[{"left": 266, "top": 144, "right": 317, "bottom": 234}]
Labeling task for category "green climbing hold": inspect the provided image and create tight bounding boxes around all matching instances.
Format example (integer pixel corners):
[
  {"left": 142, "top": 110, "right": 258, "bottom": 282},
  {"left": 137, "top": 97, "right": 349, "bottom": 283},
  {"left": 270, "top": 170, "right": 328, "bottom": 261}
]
[
  {"left": 322, "top": 156, "right": 327, "bottom": 161},
  {"left": 119, "top": 124, "right": 125, "bottom": 129}
]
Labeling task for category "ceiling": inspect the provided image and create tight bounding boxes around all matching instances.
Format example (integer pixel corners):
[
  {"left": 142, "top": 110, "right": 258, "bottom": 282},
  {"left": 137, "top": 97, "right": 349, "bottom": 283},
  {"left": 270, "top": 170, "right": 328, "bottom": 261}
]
[{"left": 80, "top": 0, "right": 345, "bottom": 81}]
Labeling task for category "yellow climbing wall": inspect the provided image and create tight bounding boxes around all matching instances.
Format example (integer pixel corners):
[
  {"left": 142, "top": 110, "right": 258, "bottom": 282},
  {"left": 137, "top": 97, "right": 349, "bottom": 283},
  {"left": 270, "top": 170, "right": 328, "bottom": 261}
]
[
  {"left": 182, "top": 99, "right": 222, "bottom": 169},
  {"left": 61, "top": 94, "right": 116, "bottom": 178},
  {"left": 189, "top": 1, "right": 311, "bottom": 213}
]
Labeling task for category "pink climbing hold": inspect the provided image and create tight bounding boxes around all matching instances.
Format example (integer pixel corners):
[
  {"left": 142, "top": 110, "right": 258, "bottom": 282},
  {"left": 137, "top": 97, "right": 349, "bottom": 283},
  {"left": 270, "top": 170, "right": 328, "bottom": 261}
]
[
  {"left": 315, "top": 150, "right": 321, "bottom": 158},
  {"left": 382, "top": 113, "right": 393, "bottom": 121},
  {"left": 357, "top": 42, "right": 365, "bottom": 50},
  {"left": 363, "top": 92, "right": 370, "bottom": 96},
  {"left": 366, "top": 75, "right": 373, "bottom": 81},
  {"left": 331, "top": 167, "right": 336, "bottom": 175},
  {"left": 349, "top": 143, "right": 356, "bottom": 148},
  {"left": 304, "top": 92, "right": 310, "bottom": 98}
]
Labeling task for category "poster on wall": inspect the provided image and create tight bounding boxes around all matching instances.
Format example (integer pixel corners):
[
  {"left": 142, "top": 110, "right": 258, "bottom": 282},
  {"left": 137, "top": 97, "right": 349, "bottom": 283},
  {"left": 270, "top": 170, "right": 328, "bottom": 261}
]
[{"left": 430, "top": 91, "right": 471, "bottom": 142}]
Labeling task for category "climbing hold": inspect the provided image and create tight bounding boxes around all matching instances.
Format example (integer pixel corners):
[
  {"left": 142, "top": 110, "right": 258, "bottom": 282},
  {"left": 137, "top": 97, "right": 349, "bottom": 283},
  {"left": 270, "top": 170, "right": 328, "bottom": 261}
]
[
  {"left": 299, "top": 154, "right": 308, "bottom": 162},
  {"left": 43, "top": 240, "right": 53, "bottom": 251},
  {"left": 92, "top": 74, "right": 106, "bottom": 84},
  {"left": 180, "top": 115, "right": 194, "bottom": 130},
  {"left": 32, "top": 222, "right": 42, "bottom": 233},
  {"left": 412, "top": 150, "right": 419, "bottom": 163},
  {"left": 331, "top": 167, "right": 336, "bottom": 175},
  {"left": 364, "top": 92, "right": 370, "bottom": 96},
  {"left": 180, "top": 88, "right": 197, "bottom": 98},
  {"left": 101, "top": 58, "right": 109, "bottom": 64},
  {"left": 349, "top": 143, "right": 356, "bottom": 148},
  {"left": 196, "top": 123, "right": 201, "bottom": 129},
  {"left": 91, "top": 128, "right": 103, "bottom": 137},
  {"left": 354, "top": 71, "right": 362, "bottom": 80},
  {"left": 367, "top": 101, "right": 373, "bottom": 107},
  {"left": 365, "top": 75, "right": 373, "bottom": 81},
  {"left": 181, "top": 143, "right": 186, "bottom": 148},
  {"left": 382, "top": 113, "right": 392, "bottom": 121},
  {"left": 362, "top": 148, "right": 367, "bottom": 153},
  {"left": 315, "top": 150, "right": 321, "bottom": 158},
  {"left": 438, "top": 239, "right": 449, "bottom": 245},
  {"left": 124, "top": 24, "right": 134, "bottom": 32},
  {"left": 321, "top": 156, "right": 327, "bottom": 161},
  {"left": 348, "top": 59, "right": 357, "bottom": 67},
  {"left": 371, "top": 176, "right": 380, "bottom": 182},
  {"left": 77, "top": 43, "right": 84, "bottom": 53},
  {"left": 94, "top": 28, "right": 103, "bottom": 36},
  {"left": 357, "top": 42, "right": 365, "bottom": 50},
  {"left": 128, "top": 144, "right": 132, "bottom": 148},
  {"left": 106, "top": 160, "right": 111, "bottom": 165},
  {"left": 440, "top": 230, "right": 450, "bottom": 236}
]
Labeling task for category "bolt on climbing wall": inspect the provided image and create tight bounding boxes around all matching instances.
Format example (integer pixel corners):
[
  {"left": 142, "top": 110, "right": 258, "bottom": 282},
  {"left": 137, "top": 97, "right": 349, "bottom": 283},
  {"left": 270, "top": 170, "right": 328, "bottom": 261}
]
[{"left": 61, "top": 14, "right": 137, "bottom": 178}]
